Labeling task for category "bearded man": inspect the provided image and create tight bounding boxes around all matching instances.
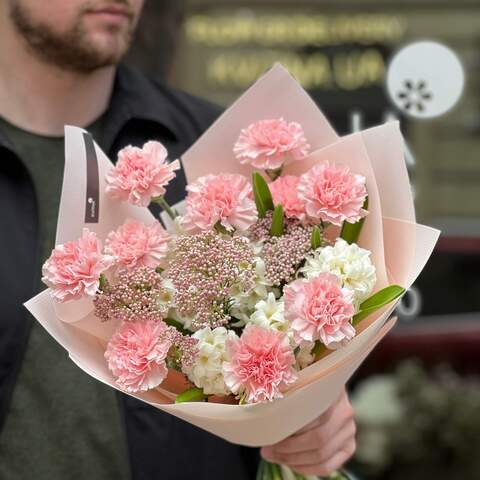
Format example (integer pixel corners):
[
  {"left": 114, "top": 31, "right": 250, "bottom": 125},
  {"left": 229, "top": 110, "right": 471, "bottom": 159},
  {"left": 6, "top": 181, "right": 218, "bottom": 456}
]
[{"left": 0, "top": 1, "right": 356, "bottom": 479}]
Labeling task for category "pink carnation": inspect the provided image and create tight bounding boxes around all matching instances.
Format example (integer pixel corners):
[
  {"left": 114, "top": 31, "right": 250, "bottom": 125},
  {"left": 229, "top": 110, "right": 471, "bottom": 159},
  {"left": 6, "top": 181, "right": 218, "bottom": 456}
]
[
  {"left": 105, "top": 219, "right": 169, "bottom": 270},
  {"left": 269, "top": 175, "right": 306, "bottom": 221},
  {"left": 298, "top": 163, "right": 368, "bottom": 226},
  {"left": 105, "top": 319, "right": 171, "bottom": 393},
  {"left": 223, "top": 325, "right": 297, "bottom": 403},
  {"left": 106, "top": 141, "right": 180, "bottom": 207},
  {"left": 233, "top": 118, "right": 310, "bottom": 170},
  {"left": 42, "top": 228, "right": 114, "bottom": 302},
  {"left": 284, "top": 273, "right": 355, "bottom": 347},
  {"left": 181, "top": 173, "right": 257, "bottom": 232}
]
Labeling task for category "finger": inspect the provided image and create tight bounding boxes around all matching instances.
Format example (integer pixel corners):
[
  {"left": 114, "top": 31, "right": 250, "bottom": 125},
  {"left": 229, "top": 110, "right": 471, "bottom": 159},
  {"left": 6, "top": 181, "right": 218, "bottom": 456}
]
[
  {"left": 315, "top": 420, "right": 356, "bottom": 464},
  {"left": 269, "top": 429, "right": 319, "bottom": 455},
  {"left": 293, "top": 389, "right": 351, "bottom": 436},
  {"left": 293, "top": 404, "right": 335, "bottom": 435},
  {"left": 293, "top": 390, "right": 348, "bottom": 436},
  {"left": 273, "top": 402, "right": 353, "bottom": 455},
  {"left": 272, "top": 422, "right": 356, "bottom": 467},
  {"left": 265, "top": 448, "right": 319, "bottom": 467},
  {"left": 292, "top": 443, "right": 355, "bottom": 477}
]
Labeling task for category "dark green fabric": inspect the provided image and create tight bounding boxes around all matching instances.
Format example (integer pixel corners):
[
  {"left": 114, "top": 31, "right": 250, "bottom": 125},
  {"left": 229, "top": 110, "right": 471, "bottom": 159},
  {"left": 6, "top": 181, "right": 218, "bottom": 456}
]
[{"left": 0, "top": 117, "right": 130, "bottom": 480}]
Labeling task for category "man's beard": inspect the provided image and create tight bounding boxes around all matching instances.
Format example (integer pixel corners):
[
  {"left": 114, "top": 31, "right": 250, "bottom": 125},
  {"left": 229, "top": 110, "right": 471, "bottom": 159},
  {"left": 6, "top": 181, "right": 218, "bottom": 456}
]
[{"left": 9, "top": 0, "right": 135, "bottom": 73}]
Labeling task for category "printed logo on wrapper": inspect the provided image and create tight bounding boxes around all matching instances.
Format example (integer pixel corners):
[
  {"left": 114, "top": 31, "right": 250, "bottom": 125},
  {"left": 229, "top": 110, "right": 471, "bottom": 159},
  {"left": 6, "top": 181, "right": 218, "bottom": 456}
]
[
  {"left": 51, "top": 132, "right": 103, "bottom": 324},
  {"left": 83, "top": 132, "right": 100, "bottom": 223}
]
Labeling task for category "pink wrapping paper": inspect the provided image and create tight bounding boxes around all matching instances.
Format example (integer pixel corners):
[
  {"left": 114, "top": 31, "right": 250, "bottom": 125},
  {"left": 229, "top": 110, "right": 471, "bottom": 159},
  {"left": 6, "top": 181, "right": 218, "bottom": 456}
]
[{"left": 25, "top": 64, "right": 439, "bottom": 447}]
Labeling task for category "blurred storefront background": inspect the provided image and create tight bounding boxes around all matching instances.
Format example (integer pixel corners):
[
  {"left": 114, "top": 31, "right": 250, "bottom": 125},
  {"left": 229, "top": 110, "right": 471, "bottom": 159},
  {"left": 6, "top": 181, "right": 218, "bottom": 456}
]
[{"left": 126, "top": 1, "right": 480, "bottom": 478}]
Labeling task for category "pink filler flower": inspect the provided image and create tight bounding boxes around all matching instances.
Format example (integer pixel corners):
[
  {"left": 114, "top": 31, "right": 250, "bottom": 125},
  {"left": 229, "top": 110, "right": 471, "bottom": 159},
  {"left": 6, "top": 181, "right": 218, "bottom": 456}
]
[
  {"left": 105, "top": 319, "right": 171, "bottom": 393},
  {"left": 42, "top": 228, "right": 114, "bottom": 302},
  {"left": 298, "top": 163, "right": 368, "bottom": 226},
  {"left": 181, "top": 173, "right": 257, "bottom": 232},
  {"left": 284, "top": 273, "right": 356, "bottom": 348},
  {"left": 106, "top": 141, "right": 180, "bottom": 207},
  {"left": 233, "top": 118, "right": 310, "bottom": 170},
  {"left": 223, "top": 325, "right": 297, "bottom": 403},
  {"left": 269, "top": 175, "right": 307, "bottom": 222},
  {"left": 105, "top": 219, "right": 169, "bottom": 270}
]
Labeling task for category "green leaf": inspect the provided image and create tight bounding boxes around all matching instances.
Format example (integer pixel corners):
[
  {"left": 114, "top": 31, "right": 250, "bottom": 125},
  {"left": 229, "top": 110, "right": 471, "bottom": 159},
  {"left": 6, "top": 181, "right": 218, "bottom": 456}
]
[
  {"left": 98, "top": 273, "right": 108, "bottom": 291},
  {"left": 270, "top": 204, "right": 284, "bottom": 237},
  {"left": 340, "top": 196, "right": 369, "bottom": 244},
  {"left": 311, "top": 225, "right": 322, "bottom": 250},
  {"left": 164, "top": 317, "right": 188, "bottom": 334},
  {"left": 352, "top": 285, "right": 405, "bottom": 326},
  {"left": 175, "top": 387, "right": 206, "bottom": 404},
  {"left": 312, "top": 340, "right": 327, "bottom": 360},
  {"left": 252, "top": 172, "right": 274, "bottom": 218}
]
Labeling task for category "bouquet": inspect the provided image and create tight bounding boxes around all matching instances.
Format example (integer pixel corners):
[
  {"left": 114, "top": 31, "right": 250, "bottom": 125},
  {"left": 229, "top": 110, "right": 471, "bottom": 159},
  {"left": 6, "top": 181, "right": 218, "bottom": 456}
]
[{"left": 26, "top": 65, "right": 439, "bottom": 479}]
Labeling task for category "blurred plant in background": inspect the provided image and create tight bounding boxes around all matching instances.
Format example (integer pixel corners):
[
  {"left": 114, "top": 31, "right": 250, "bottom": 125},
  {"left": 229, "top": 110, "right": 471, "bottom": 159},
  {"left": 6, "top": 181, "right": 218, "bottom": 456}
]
[{"left": 351, "top": 360, "right": 480, "bottom": 480}]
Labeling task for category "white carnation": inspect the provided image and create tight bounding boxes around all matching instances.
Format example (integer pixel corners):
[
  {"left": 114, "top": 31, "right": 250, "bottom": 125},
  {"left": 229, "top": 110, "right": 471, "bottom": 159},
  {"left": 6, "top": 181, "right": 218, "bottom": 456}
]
[
  {"left": 248, "top": 292, "right": 288, "bottom": 333},
  {"left": 301, "top": 238, "right": 376, "bottom": 305},
  {"left": 184, "top": 327, "right": 237, "bottom": 396}
]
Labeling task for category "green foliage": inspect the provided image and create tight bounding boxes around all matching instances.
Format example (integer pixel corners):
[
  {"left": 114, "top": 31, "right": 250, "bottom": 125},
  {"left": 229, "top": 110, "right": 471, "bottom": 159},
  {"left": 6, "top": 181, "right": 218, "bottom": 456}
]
[
  {"left": 252, "top": 172, "right": 274, "bottom": 218},
  {"left": 270, "top": 204, "right": 284, "bottom": 237},
  {"left": 257, "top": 460, "right": 354, "bottom": 479},
  {"left": 312, "top": 340, "right": 327, "bottom": 360},
  {"left": 311, "top": 225, "right": 323, "bottom": 250},
  {"left": 164, "top": 317, "right": 188, "bottom": 334},
  {"left": 174, "top": 387, "right": 206, "bottom": 404},
  {"left": 353, "top": 285, "right": 405, "bottom": 326},
  {"left": 98, "top": 273, "right": 108, "bottom": 291},
  {"left": 340, "top": 196, "right": 369, "bottom": 244}
]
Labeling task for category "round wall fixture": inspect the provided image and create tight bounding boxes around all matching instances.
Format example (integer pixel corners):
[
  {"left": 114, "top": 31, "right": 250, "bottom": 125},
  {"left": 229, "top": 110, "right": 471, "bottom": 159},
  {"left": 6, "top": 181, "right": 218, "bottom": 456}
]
[{"left": 387, "top": 41, "right": 465, "bottom": 119}]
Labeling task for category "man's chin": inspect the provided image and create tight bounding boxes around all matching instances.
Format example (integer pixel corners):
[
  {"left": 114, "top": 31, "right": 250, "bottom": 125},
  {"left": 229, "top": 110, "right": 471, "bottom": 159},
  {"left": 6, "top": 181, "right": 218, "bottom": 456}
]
[
  {"left": 9, "top": 2, "right": 134, "bottom": 73},
  {"left": 79, "top": 31, "right": 131, "bottom": 67}
]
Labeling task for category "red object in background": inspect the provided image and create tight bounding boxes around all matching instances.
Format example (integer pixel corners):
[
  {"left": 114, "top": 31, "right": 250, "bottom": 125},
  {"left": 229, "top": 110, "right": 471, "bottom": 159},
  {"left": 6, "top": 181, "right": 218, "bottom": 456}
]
[
  {"left": 436, "top": 235, "right": 480, "bottom": 254},
  {"left": 355, "top": 314, "right": 480, "bottom": 378}
]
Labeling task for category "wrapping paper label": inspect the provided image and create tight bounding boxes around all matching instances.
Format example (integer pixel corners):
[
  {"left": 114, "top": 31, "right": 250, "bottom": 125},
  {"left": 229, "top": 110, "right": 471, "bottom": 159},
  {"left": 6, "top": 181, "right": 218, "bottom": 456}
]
[{"left": 83, "top": 132, "right": 100, "bottom": 224}]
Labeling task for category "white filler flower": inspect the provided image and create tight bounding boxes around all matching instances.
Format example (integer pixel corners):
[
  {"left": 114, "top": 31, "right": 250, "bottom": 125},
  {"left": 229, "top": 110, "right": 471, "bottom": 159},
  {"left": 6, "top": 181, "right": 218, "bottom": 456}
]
[
  {"left": 184, "top": 327, "right": 238, "bottom": 396},
  {"left": 230, "top": 257, "right": 272, "bottom": 322},
  {"left": 248, "top": 292, "right": 287, "bottom": 333},
  {"left": 301, "top": 238, "right": 376, "bottom": 305}
]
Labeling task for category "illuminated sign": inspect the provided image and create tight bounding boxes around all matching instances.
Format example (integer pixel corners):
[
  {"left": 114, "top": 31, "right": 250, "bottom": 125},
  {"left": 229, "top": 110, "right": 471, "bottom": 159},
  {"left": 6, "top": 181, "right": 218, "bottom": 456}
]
[
  {"left": 183, "top": 13, "right": 406, "bottom": 91},
  {"left": 185, "top": 14, "right": 406, "bottom": 47}
]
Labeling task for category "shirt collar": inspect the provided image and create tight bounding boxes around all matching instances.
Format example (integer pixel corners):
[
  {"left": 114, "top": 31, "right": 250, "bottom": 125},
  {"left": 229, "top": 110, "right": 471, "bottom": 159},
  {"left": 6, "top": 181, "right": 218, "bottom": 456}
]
[{"left": 0, "top": 130, "right": 12, "bottom": 150}]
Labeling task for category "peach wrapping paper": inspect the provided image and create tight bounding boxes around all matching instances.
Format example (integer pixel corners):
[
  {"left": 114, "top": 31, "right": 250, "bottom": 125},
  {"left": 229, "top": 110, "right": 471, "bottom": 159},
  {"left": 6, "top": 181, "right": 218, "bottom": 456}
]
[{"left": 25, "top": 64, "right": 439, "bottom": 447}]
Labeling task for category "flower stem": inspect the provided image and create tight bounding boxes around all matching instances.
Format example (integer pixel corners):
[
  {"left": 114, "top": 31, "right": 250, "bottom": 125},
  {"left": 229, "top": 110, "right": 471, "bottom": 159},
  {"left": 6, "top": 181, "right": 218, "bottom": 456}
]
[{"left": 152, "top": 195, "right": 177, "bottom": 220}]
